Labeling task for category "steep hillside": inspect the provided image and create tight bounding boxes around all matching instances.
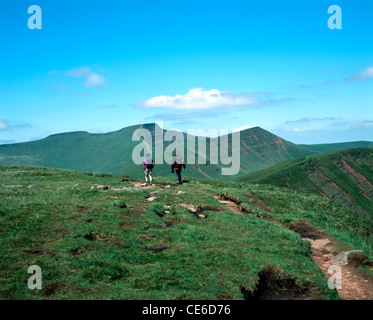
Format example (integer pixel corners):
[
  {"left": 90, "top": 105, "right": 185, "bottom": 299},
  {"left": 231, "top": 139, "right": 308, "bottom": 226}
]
[
  {"left": 300, "top": 141, "right": 373, "bottom": 153},
  {"left": 236, "top": 148, "right": 373, "bottom": 220},
  {"left": 0, "top": 124, "right": 314, "bottom": 180}
]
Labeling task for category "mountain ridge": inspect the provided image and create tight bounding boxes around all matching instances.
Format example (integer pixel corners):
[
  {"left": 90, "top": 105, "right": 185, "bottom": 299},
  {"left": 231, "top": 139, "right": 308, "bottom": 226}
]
[{"left": 0, "top": 123, "right": 314, "bottom": 179}]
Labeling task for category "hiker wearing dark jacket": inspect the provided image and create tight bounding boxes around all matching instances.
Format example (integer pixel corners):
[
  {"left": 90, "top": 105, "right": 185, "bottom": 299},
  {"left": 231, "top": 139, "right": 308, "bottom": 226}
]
[
  {"left": 171, "top": 153, "right": 186, "bottom": 185},
  {"left": 143, "top": 153, "right": 154, "bottom": 186}
]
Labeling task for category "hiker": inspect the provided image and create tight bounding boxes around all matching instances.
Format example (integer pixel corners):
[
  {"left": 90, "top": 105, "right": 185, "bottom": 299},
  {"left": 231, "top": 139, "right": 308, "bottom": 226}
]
[
  {"left": 171, "top": 153, "right": 186, "bottom": 185},
  {"left": 143, "top": 153, "right": 154, "bottom": 186}
]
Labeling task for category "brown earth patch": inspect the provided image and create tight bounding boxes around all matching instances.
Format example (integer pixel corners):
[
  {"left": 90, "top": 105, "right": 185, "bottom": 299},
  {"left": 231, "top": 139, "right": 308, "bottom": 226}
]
[
  {"left": 242, "top": 266, "right": 311, "bottom": 300},
  {"left": 341, "top": 159, "right": 373, "bottom": 188},
  {"left": 273, "top": 136, "right": 287, "bottom": 152},
  {"left": 165, "top": 218, "right": 183, "bottom": 227},
  {"left": 23, "top": 248, "right": 49, "bottom": 255},
  {"left": 76, "top": 205, "right": 89, "bottom": 213},
  {"left": 200, "top": 205, "right": 225, "bottom": 212},
  {"left": 69, "top": 243, "right": 96, "bottom": 255},
  {"left": 145, "top": 247, "right": 168, "bottom": 254},
  {"left": 241, "top": 140, "right": 254, "bottom": 153},
  {"left": 123, "top": 206, "right": 145, "bottom": 217},
  {"left": 293, "top": 220, "right": 327, "bottom": 240},
  {"left": 43, "top": 283, "right": 60, "bottom": 297},
  {"left": 55, "top": 227, "right": 71, "bottom": 235},
  {"left": 119, "top": 221, "right": 132, "bottom": 228},
  {"left": 347, "top": 252, "right": 370, "bottom": 268}
]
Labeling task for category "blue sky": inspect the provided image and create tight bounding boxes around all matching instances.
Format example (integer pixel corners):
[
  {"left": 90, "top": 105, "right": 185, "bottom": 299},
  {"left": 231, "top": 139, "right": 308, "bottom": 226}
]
[{"left": 0, "top": 0, "right": 372, "bottom": 144}]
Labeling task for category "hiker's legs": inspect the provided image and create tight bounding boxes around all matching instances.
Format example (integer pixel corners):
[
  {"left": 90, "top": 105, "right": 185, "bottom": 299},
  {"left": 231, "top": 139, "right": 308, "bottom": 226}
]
[
  {"left": 144, "top": 169, "right": 149, "bottom": 184},
  {"left": 176, "top": 170, "right": 182, "bottom": 184},
  {"left": 148, "top": 169, "right": 152, "bottom": 185}
]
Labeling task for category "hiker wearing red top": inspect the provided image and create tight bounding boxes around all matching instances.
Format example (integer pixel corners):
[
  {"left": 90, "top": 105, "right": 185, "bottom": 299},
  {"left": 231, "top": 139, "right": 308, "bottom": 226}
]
[
  {"left": 171, "top": 153, "right": 186, "bottom": 185},
  {"left": 143, "top": 153, "right": 154, "bottom": 186}
]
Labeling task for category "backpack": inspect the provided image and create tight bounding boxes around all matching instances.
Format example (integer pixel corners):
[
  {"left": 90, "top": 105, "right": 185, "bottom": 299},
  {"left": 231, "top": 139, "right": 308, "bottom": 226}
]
[
  {"left": 145, "top": 156, "right": 154, "bottom": 169},
  {"left": 174, "top": 156, "right": 183, "bottom": 170}
]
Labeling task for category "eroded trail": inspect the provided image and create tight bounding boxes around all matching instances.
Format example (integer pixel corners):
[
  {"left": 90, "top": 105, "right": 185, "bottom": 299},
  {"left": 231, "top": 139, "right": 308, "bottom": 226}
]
[
  {"left": 306, "top": 236, "right": 373, "bottom": 300},
  {"left": 214, "top": 193, "right": 373, "bottom": 300},
  {"left": 214, "top": 196, "right": 243, "bottom": 215}
]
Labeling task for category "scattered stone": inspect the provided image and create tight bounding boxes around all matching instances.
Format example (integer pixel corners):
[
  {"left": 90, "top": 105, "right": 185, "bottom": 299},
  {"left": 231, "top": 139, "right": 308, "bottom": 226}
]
[
  {"left": 305, "top": 238, "right": 331, "bottom": 249},
  {"left": 146, "top": 196, "right": 156, "bottom": 202},
  {"left": 97, "top": 185, "right": 109, "bottom": 190},
  {"left": 90, "top": 186, "right": 95, "bottom": 190},
  {"left": 121, "top": 186, "right": 142, "bottom": 192},
  {"left": 164, "top": 205, "right": 171, "bottom": 210},
  {"left": 180, "top": 204, "right": 199, "bottom": 213},
  {"left": 73, "top": 184, "right": 82, "bottom": 187},
  {"left": 4, "top": 185, "right": 24, "bottom": 188},
  {"left": 111, "top": 188, "right": 124, "bottom": 191},
  {"left": 331, "top": 250, "right": 363, "bottom": 265},
  {"left": 218, "top": 200, "right": 232, "bottom": 205},
  {"left": 177, "top": 190, "right": 185, "bottom": 194},
  {"left": 198, "top": 214, "right": 207, "bottom": 219},
  {"left": 28, "top": 184, "right": 43, "bottom": 189}
]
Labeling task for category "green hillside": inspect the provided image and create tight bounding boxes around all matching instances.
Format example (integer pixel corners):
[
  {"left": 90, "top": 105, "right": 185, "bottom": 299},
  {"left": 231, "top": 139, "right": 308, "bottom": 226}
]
[
  {"left": 236, "top": 148, "right": 373, "bottom": 220},
  {"left": 1, "top": 166, "right": 372, "bottom": 299},
  {"left": 0, "top": 124, "right": 314, "bottom": 180},
  {"left": 300, "top": 141, "right": 373, "bottom": 153}
]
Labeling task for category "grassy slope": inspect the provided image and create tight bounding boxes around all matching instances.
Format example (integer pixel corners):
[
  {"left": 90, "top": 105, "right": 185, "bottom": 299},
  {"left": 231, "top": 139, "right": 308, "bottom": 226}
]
[
  {"left": 300, "top": 141, "right": 373, "bottom": 153},
  {"left": 236, "top": 148, "right": 373, "bottom": 220},
  {"left": 0, "top": 124, "right": 314, "bottom": 180},
  {"left": 1, "top": 166, "right": 372, "bottom": 300}
]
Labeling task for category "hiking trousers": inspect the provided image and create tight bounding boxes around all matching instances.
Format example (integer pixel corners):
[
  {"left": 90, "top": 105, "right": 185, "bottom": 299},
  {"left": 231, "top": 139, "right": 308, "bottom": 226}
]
[
  {"left": 144, "top": 168, "right": 152, "bottom": 182},
  {"left": 176, "top": 170, "right": 181, "bottom": 184}
]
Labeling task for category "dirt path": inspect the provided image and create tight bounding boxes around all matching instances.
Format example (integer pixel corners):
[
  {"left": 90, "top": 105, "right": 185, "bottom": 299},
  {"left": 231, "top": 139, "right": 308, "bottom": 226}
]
[
  {"left": 213, "top": 193, "right": 373, "bottom": 300},
  {"left": 133, "top": 181, "right": 147, "bottom": 187},
  {"left": 308, "top": 237, "right": 373, "bottom": 300},
  {"left": 214, "top": 196, "right": 243, "bottom": 215}
]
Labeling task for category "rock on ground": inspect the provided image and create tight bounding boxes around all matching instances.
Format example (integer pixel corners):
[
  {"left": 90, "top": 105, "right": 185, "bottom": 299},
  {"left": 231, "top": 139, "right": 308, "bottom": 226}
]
[
  {"left": 331, "top": 250, "right": 363, "bottom": 265},
  {"left": 28, "top": 184, "right": 43, "bottom": 189},
  {"left": 4, "top": 185, "right": 25, "bottom": 188}
]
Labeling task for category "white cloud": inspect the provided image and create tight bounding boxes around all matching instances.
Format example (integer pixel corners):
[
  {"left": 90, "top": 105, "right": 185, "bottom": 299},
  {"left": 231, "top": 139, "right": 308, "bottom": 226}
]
[
  {"left": 66, "top": 66, "right": 107, "bottom": 88},
  {"left": 0, "top": 119, "right": 31, "bottom": 131},
  {"left": 339, "top": 120, "right": 373, "bottom": 128},
  {"left": 233, "top": 125, "right": 255, "bottom": 133},
  {"left": 285, "top": 117, "right": 337, "bottom": 124},
  {"left": 346, "top": 67, "right": 373, "bottom": 82},
  {"left": 49, "top": 66, "right": 107, "bottom": 88},
  {"left": 0, "top": 119, "right": 8, "bottom": 131},
  {"left": 289, "top": 128, "right": 310, "bottom": 132},
  {"left": 138, "top": 88, "right": 256, "bottom": 110}
]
